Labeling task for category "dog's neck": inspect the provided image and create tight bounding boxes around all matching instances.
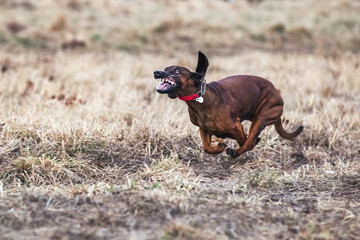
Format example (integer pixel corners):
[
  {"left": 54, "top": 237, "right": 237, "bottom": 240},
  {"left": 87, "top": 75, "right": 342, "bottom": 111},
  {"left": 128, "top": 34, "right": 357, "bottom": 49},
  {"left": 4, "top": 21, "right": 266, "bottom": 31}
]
[
  {"left": 182, "top": 83, "right": 218, "bottom": 109},
  {"left": 177, "top": 80, "right": 207, "bottom": 103}
]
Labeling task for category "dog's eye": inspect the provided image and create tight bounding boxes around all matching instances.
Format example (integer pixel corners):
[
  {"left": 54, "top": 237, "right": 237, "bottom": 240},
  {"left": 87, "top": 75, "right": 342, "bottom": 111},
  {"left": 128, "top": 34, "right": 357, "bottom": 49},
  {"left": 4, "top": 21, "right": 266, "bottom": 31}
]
[{"left": 174, "top": 69, "right": 180, "bottom": 74}]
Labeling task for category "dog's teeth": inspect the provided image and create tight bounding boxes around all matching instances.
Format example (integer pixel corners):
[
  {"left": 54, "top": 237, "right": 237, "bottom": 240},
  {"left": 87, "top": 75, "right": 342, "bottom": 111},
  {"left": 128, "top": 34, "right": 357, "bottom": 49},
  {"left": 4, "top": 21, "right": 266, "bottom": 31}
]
[{"left": 159, "top": 78, "right": 175, "bottom": 85}]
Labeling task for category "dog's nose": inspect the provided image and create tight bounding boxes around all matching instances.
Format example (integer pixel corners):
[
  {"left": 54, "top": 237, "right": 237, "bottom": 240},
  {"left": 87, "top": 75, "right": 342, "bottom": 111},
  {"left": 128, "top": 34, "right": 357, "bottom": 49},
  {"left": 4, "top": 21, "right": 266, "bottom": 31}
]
[{"left": 154, "top": 71, "right": 162, "bottom": 78}]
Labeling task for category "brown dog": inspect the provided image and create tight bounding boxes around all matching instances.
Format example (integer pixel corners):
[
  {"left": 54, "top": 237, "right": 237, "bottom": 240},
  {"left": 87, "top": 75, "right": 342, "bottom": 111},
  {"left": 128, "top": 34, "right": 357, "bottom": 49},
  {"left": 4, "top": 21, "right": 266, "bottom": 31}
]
[{"left": 154, "top": 51, "right": 303, "bottom": 158}]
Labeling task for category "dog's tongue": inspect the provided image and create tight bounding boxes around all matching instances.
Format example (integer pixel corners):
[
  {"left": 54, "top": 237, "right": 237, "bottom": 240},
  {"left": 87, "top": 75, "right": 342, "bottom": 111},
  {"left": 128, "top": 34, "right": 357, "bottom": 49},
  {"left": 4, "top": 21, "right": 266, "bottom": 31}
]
[{"left": 156, "top": 82, "right": 169, "bottom": 91}]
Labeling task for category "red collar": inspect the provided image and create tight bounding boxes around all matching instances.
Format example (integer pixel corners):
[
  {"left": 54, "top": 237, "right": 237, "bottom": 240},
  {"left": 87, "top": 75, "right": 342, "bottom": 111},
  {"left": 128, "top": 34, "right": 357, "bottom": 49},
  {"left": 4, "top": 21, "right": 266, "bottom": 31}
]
[{"left": 177, "top": 94, "right": 199, "bottom": 101}]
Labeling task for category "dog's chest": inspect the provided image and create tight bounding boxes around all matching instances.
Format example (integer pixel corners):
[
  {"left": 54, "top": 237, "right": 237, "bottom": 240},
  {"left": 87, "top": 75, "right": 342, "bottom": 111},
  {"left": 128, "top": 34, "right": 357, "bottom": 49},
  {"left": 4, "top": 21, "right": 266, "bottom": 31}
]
[{"left": 188, "top": 110, "right": 225, "bottom": 133}]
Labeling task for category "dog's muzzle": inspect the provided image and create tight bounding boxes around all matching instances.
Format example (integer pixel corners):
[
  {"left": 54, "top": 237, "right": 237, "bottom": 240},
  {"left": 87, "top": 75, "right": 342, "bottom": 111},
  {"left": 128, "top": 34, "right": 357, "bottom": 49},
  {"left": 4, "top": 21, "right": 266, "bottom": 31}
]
[
  {"left": 154, "top": 71, "right": 167, "bottom": 79},
  {"left": 154, "top": 71, "right": 178, "bottom": 93}
]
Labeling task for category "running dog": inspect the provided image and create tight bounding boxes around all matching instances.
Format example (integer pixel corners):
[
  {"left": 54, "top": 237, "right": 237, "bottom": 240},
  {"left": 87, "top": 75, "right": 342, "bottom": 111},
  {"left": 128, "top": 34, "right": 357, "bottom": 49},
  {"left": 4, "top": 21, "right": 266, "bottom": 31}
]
[{"left": 153, "top": 51, "right": 303, "bottom": 158}]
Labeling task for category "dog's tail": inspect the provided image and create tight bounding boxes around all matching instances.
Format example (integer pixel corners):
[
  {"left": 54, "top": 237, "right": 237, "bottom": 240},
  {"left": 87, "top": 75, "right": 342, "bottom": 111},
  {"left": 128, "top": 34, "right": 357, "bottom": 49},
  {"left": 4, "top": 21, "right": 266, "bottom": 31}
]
[{"left": 274, "top": 119, "right": 303, "bottom": 140}]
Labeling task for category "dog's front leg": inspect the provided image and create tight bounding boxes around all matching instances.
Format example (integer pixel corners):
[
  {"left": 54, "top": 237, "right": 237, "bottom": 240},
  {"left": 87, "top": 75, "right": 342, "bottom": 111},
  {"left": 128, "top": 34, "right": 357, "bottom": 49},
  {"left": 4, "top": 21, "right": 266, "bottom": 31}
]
[
  {"left": 231, "top": 120, "right": 247, "bottom": 146},
  {"left": 199, "top": 128, "right": 226, "bottom": 154}
]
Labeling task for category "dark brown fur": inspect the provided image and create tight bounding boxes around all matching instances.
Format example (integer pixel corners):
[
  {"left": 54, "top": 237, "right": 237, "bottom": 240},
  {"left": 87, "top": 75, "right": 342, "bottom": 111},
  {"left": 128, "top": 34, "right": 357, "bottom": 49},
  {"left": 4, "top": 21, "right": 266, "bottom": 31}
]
[{"left": 154, "top": 51, "right": 303, "bottom": 158}]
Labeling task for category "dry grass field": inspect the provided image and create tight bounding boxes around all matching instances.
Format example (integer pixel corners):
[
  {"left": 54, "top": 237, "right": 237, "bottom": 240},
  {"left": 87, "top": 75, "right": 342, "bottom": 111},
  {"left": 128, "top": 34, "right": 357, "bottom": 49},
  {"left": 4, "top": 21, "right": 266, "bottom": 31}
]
[{"left": 0, "top": 0, "right": 360, "bottom": 239}]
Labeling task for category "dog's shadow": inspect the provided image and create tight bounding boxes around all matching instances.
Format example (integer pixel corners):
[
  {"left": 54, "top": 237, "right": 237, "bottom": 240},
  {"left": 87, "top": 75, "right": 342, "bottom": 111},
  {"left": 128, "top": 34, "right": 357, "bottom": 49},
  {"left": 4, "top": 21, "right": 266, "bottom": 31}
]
[{"left": 183, "top": 152, "right": 256, "bottom": 179}]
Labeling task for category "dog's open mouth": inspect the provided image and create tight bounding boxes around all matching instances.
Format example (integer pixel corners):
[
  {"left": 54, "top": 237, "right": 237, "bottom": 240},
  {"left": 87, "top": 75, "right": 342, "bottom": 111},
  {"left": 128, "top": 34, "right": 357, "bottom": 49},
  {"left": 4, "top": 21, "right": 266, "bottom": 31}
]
[{"left": 156, "top": 76, "right": 177, "bottom": 93}]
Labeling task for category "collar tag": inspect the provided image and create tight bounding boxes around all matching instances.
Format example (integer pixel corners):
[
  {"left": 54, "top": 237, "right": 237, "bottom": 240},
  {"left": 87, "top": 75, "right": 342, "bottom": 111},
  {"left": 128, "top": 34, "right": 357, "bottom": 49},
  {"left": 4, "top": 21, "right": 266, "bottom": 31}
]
[{"left": 195, "top": 96, "right": 203, "bottom": 103}]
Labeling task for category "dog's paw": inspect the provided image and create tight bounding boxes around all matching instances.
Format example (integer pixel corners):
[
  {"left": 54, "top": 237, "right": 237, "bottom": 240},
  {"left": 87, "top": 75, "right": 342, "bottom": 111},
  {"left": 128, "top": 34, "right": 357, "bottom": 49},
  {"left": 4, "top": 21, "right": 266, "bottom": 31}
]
[{"left": 226, "top": 147, "right": 239, "bottom": 159}]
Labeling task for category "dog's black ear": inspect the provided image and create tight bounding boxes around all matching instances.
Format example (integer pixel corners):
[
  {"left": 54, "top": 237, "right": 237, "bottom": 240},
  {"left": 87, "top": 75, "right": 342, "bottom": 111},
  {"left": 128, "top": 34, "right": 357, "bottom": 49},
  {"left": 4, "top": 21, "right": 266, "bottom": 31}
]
[
  {"left": 167, "top": 93, "right": 177, "bottom": 99},
  {"left": 195, "top": 51, "right": 209, "bottom": 76},
  {"left": 190, "top": 72, "right": 204, "bottom": 86}
]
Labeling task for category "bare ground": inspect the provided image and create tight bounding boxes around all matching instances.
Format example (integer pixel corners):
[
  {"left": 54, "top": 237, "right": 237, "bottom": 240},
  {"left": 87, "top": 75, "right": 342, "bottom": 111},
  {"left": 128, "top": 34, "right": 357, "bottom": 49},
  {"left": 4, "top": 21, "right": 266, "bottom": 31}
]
[{"left": 1, "top": 129, "right": 359, "bottom": 239}]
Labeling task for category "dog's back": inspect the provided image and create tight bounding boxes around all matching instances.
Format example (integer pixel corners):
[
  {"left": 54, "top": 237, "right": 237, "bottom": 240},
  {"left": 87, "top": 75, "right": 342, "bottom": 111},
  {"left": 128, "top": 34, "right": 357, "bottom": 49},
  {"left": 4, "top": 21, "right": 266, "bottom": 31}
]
[
  {"left": 208, "top": 75, "right": 282, "bottom": 121},
  {"left": 215, "top": 75, "right": 277, "bottom": 93}
]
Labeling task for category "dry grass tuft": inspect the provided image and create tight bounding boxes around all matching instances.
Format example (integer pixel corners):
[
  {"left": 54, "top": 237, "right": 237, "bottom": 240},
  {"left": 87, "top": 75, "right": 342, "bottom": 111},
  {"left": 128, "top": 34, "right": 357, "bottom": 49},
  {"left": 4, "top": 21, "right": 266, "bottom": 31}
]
[{"left": 49, "top": 14, "right": 67, "bottom": 32}]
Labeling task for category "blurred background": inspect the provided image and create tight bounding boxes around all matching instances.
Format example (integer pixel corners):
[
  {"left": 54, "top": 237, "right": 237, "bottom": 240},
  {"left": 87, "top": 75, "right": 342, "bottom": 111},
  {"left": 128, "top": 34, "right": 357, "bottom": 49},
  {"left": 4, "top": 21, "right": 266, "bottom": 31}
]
[{"left": 0, "top": 0, "right": 359, "bottom": 57}]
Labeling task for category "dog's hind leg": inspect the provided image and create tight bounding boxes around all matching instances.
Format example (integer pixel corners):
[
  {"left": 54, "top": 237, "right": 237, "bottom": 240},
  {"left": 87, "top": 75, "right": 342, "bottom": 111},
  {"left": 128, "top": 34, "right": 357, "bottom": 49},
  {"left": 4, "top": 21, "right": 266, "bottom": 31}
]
[
  {"left": 227, "top": 89, "right": 284, "bottom": 158},
  {"left": 226, "top": 118, "right": 266, "bottom": 158},
  {"left": 199, "top": 128, "right": 226, "bottom": 154},
  {"left": 227, "top": 108, "right": 283, "bottom": 158}
]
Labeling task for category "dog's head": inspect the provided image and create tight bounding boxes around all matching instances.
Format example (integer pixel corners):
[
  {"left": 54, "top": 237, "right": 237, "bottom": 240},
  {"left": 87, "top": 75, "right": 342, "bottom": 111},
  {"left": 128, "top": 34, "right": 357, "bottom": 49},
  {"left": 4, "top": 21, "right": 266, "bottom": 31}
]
[{"left": 154, "top": 51, "right": 209, "bottom": 99}]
